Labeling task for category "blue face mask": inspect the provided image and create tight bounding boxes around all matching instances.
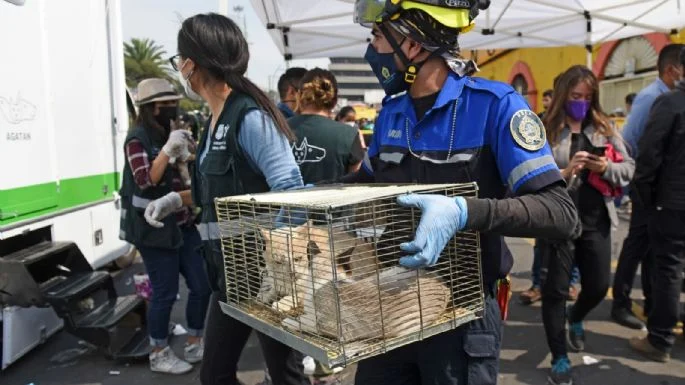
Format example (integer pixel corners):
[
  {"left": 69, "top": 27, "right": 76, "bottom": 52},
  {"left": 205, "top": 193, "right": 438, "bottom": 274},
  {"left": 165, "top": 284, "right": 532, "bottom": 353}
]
[{"left": 364, "top": 44, "right": 408, "bottom": 96}]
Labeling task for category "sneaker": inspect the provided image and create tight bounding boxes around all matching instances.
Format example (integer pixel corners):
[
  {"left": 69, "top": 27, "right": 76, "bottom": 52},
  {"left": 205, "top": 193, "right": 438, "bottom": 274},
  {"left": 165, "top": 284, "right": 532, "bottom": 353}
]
[
  {"left": 548, "top": 356, "right": 573, "bottom": 385},
  {"left": 611, "top": 307, "right": 645, "bottom": 330},
  {"left": 150, "top": 346, "right": 193, "bottom": 374},
  {"left": 629, "top": 336, "right": 670, "bottom": 363},
  {"left": 567, "top": 286, "right": 578, "bottom": 302},
  {"left": 184, "top": 340, "right": 204, "bottom": 364},
  {"left": 567, "top": 321, "right": 585, "bottom": 352},
  {"left": 519, "top": 286, "right": 542, "bottom": 305}
]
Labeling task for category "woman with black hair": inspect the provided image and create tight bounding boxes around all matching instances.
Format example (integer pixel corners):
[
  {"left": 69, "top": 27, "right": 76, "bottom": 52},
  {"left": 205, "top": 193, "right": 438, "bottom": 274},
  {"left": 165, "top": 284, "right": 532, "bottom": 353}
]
[{"left": 142, "top": 13, "right": 309, "bottom": 385}]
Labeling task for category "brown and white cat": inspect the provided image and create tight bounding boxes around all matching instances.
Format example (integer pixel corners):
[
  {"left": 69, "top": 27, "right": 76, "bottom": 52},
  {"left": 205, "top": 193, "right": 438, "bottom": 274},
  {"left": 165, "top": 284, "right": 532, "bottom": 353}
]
[
  {"left": 283, "top": 266, "right": 450, "bottom": 343},
  {"left": 257, "top": 221, "right": 377, "bottom": 313}
]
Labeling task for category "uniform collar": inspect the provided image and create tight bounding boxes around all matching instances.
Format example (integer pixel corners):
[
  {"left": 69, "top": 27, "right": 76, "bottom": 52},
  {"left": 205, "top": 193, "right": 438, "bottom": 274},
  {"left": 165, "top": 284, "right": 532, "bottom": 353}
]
[
  {"left": 655, "top": 77, "right": 670, "bottom": 94},
  {"left": 393, "top": 71, "right": 466, "bottom": 121},
  {"left": 278, "top": 102, "right": 295, "bottom": 118}
]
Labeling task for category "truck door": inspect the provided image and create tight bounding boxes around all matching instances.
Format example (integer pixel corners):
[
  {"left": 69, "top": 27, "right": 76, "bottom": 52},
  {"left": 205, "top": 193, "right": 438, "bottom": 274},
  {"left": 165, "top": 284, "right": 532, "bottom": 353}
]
[{"left": 0, "top": 1, "right": 59, "bottom": 226}]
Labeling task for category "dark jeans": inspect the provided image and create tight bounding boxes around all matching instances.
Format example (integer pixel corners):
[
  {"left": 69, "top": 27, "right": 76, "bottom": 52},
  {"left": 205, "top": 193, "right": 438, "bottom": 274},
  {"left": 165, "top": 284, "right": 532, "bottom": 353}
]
[
  {"left": 647, "top": 209, "right": 685, "bottom": 352},
  {"left": 532, "top": 242, "right": 579, "bottom": 288},
  {"left": 200, "top": 292, "right": 310, "bottom": 385},
  {"left": 611, "top": 201, "right": 653, "bottom": 313},
  {"left": 354, "top": 295, "right": 502, "bottom": 385},
  {"left": 137, "top": 226, "right": 211, "bottom": 347},
  {"left": 540, "top": 226, "right": 612, "bottom": 360}
]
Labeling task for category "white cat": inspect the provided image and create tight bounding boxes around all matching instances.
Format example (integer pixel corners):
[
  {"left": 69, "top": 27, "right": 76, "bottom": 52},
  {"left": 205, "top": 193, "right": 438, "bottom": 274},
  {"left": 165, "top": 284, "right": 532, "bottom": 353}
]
[
  {"left": 257, "top": 221, "right": 377, "bottom": 313},
  {"left": 284, "top": 266, "right": 450, "bottom": 343}
]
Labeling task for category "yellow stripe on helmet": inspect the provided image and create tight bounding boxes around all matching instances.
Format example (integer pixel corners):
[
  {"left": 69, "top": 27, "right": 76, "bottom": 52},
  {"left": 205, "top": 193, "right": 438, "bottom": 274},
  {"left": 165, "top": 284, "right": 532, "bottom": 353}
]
[{"left": 399, "top": 0, "right": 471, "bottom": 29}]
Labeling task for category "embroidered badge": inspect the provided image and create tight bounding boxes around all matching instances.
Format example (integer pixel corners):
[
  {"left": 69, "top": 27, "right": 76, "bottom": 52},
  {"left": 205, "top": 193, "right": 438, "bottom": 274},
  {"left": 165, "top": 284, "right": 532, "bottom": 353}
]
[
  {"left": 510, "top": 110, "right": 546, "bottom": 151},
  {"left": 214, "top": 123, "right": 229, "bottom": 141}
]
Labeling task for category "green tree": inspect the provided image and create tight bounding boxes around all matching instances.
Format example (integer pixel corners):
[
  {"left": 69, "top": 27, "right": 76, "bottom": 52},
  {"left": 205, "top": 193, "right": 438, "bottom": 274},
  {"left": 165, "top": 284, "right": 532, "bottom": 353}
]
[
  {"left": 124, "top": 38, "right": 170, "bottom": 87},
  {"left": 179, "top": 98, "right": 205, "bottom": 113}
]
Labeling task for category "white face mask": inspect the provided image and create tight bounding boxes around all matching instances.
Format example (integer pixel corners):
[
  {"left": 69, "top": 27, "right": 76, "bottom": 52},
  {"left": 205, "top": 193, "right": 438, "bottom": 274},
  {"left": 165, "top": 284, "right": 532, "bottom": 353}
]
[
  {"left": 178, "top": 59, "right": 203, "bottom": 101},
  {"left": 345, "top": 121, "right": 356, "bottom": 127}
]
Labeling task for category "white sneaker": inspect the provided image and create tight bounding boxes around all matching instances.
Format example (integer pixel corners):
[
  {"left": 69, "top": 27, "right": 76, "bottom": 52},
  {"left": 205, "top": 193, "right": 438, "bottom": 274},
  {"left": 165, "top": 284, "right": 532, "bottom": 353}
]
[
  {"left": 149, "top": 346, "right": 193, "bottom": 374},
  {"left": 184, "top": 340, "right": 204, "bottom": 364}
]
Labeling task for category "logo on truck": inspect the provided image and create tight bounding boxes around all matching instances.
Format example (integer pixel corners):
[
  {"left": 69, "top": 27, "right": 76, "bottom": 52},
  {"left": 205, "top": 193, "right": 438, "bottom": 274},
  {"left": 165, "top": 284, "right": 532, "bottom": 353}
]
[{"left": 0, "top": 93, "right": 36, "bottom": 125}]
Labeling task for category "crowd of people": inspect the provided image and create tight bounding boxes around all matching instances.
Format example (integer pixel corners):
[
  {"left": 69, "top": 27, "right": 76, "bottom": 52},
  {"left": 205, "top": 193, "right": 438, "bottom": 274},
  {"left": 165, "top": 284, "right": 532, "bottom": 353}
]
[
  {"left": 115, "top": 1, "right": 685, "bottom": 384},
  {"left": 516, "top": 43, "right": 685, "bottom": 384}
]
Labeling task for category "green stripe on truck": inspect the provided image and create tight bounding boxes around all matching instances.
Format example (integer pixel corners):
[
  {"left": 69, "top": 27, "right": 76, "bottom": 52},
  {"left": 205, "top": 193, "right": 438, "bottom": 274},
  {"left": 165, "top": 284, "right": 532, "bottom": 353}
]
[{"left": 0, "top": 172, "right": 120, "bottom": 226}]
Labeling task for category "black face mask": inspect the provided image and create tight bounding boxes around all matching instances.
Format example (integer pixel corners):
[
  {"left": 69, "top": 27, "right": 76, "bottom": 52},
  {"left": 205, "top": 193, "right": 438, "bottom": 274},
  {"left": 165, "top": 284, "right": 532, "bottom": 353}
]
[{"left": 155, "top": 106, "right": 178, "bottom": 130}]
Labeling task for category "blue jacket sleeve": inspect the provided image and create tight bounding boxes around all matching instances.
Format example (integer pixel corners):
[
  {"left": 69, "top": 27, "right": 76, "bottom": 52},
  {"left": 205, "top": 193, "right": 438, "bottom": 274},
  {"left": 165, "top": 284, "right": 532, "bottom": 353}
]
[
  {"left": 489, "top": 92, "right": 562, "bottom": 195},
  {"left": 465, "top": 91, "right": 578, "bottom": 240},
  {"left": 238, "top": 110, "right": 304, "bottom": 191}
]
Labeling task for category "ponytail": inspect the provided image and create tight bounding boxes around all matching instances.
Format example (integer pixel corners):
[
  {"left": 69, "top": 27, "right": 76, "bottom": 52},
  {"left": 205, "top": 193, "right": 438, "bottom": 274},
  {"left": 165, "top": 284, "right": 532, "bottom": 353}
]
[{"left": 224, "top": 72, "right": 295, "bottom": 142}]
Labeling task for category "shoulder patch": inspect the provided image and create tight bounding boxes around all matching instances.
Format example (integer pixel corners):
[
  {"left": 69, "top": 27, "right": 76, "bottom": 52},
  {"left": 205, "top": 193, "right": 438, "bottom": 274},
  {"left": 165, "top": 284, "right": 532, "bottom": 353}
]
[{"left": 510, "top": 110, "right": 546, "bottom": 151}]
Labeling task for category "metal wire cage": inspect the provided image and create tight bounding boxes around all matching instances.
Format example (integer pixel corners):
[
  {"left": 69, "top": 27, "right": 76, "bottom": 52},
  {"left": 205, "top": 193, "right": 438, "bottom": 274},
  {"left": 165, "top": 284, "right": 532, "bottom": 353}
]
[{"left": 214, "top": 183, "right": 483, "bottom": 368}]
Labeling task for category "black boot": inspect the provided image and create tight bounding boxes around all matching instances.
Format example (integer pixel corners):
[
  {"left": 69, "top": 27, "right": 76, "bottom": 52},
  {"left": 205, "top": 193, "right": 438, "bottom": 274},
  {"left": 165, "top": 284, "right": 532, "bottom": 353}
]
[{"left": 611, "top": 307, "right": 645, "bottom": 330}]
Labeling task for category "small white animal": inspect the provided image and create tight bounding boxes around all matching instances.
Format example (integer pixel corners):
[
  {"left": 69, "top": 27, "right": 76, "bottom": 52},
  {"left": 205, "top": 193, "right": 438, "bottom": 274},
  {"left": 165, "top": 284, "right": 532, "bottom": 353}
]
[
  {"left": 283, "top": 266, "right": 450, "bottom": 343},
  {"left": 257, "top": 221, "right": 377, "bottom": 313}
]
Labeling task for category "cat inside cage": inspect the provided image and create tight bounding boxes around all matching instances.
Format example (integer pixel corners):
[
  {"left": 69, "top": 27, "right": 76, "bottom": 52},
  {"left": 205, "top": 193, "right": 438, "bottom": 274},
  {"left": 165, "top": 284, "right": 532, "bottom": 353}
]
[{"left": 216, "top": 184, "right": 482, "bottom": 366}]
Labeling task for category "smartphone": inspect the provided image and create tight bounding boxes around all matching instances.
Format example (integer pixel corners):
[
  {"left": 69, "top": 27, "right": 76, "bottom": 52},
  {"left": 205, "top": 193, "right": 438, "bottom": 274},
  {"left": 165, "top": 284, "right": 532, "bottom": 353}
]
[{"left": 589, "top": 145, "right": 607, "bottom": 157}]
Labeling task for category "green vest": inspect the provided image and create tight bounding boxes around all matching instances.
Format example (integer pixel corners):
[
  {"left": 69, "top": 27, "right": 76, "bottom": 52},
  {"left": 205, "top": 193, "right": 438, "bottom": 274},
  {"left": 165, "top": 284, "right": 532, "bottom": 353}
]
[
  {"left": 119, "top": 126, "right": 182, "bottom": 250},
  {"left": 191, "top": 92, "right": 270, "bottom": 227},
  {"left": 192, "top": 92, "right": 271, "bottom": 294},
  {"left": 287, "top": 114, "right": 359, "bottom": 184}
]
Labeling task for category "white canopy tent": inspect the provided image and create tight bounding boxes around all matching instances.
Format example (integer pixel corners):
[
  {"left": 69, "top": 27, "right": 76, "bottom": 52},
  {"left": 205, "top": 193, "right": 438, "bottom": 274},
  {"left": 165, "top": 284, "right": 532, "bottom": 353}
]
[{"left": 250, "top": 0, "right": 685, "bottom": 65}]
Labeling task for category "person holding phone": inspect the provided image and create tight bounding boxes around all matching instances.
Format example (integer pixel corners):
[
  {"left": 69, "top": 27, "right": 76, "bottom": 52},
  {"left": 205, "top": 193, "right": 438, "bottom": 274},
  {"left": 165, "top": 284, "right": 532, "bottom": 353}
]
[{"left": 539, "top": 65, "right": 634, "bottom": 384}]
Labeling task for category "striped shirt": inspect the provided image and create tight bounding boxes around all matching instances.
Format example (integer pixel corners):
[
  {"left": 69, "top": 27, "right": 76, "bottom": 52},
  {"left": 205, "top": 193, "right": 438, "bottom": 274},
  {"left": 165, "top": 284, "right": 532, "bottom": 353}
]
[{"left": 125, "top": 139, "right": 194, "bottom": 226}]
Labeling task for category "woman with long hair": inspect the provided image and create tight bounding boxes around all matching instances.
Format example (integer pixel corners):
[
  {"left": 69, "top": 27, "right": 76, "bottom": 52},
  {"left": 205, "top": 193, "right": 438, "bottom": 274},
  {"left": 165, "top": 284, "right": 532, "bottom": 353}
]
[
  {"left": 540, "top": 65, "right": 634, "bottom": 385},
  {"left": 289, "top": 68, "right": 365, "bottom": 183},
  {"left": 142, "top": 13, "right": 309, "bottom": 385},
  {"left": 119, "top": 78, "right": 211, "bottom": 374}
]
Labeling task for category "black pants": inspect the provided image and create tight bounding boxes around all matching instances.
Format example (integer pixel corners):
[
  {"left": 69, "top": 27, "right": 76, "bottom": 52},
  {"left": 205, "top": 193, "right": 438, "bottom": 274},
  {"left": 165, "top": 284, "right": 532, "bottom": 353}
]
[
  {"left": 354, "top": 295, "right": 502, "bottom": 385},
  {"left": 612, "top": 200, "right": 653, "bottom": 313},
  {"left": 540, "top": 227, "right": 611, "bottom": 359},
  {"left": 200, "top": 292, "right": 310, "bottom": 385},
  {"left": 647, "top": 209, "right": 685, "bottom": 352}
]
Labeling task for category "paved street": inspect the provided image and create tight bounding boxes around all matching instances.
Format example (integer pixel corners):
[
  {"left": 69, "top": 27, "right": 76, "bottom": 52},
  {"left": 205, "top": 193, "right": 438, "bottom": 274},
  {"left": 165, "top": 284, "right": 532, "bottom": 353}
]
[{"left": 2, "top": 216, "right": 685, "bottom": 385}]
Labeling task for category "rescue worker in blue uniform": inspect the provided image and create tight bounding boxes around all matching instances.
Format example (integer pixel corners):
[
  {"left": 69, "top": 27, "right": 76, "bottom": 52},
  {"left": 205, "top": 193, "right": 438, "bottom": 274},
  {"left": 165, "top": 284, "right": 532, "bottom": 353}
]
[{"left": 347, "top": 1, "right": 580, "bottom": 384}]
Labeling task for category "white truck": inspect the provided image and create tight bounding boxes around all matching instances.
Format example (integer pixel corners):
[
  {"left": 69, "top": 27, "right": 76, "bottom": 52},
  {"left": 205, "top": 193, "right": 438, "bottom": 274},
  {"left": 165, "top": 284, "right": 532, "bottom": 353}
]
[{"left": 0, "top": 0, "right": 144, "bottom": 370}]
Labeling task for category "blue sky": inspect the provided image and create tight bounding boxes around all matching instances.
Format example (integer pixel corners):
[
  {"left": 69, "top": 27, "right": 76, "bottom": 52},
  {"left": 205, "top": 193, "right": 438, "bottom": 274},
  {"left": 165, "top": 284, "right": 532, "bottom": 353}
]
[{"left": 121, "top": 0, "right": 329, "bottom": 90}]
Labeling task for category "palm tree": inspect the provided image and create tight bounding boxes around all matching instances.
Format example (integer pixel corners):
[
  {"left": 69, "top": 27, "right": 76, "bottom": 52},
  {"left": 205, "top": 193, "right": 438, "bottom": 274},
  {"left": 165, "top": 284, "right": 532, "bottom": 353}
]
[{"left": 124, "top": 38, "right": 171, "bottom": 86}]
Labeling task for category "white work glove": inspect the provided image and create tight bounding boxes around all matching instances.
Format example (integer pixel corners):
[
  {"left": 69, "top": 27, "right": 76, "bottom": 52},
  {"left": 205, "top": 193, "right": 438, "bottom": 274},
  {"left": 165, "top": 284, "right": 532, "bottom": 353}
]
[
  {"left": 144, "top": 192, "right": 183, "bottom": 228},
  {"left": 162, "top": 129, "right": 192, "bottom": 159}
]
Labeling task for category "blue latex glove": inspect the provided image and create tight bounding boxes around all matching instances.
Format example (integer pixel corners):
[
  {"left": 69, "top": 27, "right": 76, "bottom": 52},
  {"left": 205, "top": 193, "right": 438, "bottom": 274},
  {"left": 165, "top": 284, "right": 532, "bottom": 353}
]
[
  {"left": 396, "top": 194, "right": 468, "bottom": 269},
  {"left": 274, "top": 184, "right": 314, "bottom": 228},
  {"left": 274, "top": 206, "right": 309, "bottom": 228}
]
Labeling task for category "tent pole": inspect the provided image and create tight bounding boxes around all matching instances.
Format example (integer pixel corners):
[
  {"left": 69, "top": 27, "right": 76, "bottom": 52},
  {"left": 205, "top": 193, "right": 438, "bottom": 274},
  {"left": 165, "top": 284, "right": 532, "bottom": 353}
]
[
  {"left": 585, "top": 10, "right": 593, "bottom": 68},
  {"left": 586, "top": 49, "right": 592, "bottom": 68},
  {"left": 218, "top": 0, "right": 229, "bottom": 16}
]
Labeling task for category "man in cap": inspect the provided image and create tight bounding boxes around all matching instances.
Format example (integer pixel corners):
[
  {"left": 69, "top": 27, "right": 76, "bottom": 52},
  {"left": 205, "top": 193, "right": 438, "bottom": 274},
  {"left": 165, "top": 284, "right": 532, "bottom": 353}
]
[{"left": 347, "top": 1, "right": 580, "bottom": 384}]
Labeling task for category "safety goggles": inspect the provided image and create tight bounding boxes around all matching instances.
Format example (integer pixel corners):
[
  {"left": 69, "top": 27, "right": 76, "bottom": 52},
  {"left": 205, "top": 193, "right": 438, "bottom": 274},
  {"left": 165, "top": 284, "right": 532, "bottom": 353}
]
[{"left": 353, "top": 0, "right": 473, "bottom": 29}]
